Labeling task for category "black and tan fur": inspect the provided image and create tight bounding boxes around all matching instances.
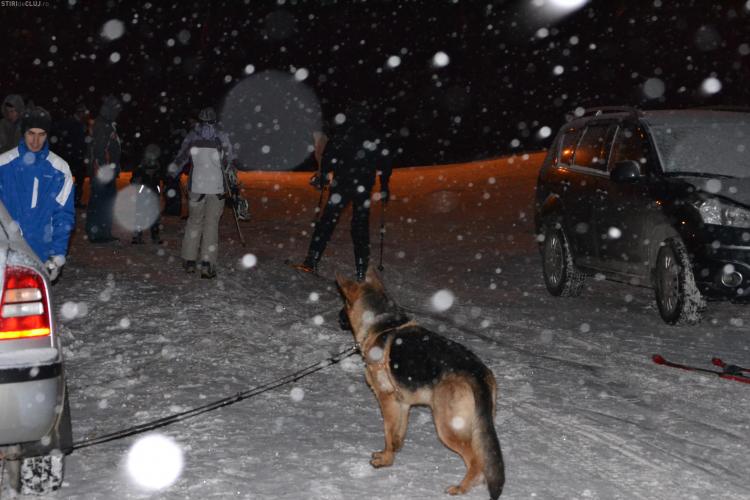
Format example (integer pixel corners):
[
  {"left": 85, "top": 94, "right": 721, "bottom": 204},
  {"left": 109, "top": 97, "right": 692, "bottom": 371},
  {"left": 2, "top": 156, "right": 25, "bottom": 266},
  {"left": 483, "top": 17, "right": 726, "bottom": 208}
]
[{"left": 337, "top": 269, "right": 505, "bottom": 499}]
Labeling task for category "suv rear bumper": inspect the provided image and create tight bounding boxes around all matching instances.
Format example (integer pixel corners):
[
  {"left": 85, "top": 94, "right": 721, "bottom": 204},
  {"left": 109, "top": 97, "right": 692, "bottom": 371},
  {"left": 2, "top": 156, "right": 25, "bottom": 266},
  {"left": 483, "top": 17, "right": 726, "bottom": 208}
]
[{"left": 0, "top": 362, "right": 63, "bottom": 446}]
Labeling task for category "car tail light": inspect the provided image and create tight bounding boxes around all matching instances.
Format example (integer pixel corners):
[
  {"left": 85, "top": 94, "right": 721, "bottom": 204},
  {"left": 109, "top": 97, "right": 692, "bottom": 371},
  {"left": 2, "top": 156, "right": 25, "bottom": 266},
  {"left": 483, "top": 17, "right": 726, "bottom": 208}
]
[{"left": 0, "top": 265, "right": 51, "bottom": 340}]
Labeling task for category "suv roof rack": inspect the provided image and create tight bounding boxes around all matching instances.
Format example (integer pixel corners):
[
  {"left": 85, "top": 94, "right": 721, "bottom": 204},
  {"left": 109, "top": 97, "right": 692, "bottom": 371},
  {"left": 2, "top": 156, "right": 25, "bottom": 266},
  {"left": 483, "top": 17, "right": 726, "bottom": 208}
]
[
  {"left": 690, "top": 105, "right": 750, "bottom": 113},
  {"left": 565, "top": 106, "right": 641, "bottom": 123},
  {"left": 581, "top": 106, "right": 640, "bottom": 119}
]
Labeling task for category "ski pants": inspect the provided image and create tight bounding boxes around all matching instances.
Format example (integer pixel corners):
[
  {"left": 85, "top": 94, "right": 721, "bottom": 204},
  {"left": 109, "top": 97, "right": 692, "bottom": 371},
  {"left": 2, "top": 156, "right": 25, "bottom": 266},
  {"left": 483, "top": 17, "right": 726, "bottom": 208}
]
[
  {"left": 181, "top": 192, "right": 225, "bottom": 265},
  {"left": 85, "top": 177, "right": 117, "bottom": 241},
  {"left": 307, "top": 184, "right": 372, "bottom": 265}
]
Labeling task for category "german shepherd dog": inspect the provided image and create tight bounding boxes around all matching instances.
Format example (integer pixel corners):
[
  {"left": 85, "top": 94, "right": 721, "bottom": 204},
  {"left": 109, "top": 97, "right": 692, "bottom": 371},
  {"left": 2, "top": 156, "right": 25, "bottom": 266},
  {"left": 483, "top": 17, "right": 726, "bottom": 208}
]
[{"left": 337, "top": 269, "right": 505, "bottom": 499}]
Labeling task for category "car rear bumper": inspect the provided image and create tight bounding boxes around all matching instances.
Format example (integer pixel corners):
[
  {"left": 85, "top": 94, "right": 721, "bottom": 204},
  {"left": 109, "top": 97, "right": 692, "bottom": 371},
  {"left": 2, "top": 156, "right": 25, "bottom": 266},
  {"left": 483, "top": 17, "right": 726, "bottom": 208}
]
[{"left": 0, "top": 362, "right": 63, "bottom": 446}]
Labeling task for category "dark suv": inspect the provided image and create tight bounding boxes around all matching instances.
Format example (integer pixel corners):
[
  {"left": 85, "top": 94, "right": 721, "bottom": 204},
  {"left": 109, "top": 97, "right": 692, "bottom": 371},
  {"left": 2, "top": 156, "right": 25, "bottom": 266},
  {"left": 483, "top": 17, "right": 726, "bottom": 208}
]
[{"left": 534, "top": 107, "right": 750, "bottom": 324}]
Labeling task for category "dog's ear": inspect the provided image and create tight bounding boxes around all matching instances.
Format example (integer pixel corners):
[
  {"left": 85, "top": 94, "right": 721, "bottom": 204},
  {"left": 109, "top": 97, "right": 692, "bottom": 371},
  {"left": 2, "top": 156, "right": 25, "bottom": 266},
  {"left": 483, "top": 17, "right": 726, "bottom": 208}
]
[{"left": 336, "top": 273, "right": 359, "bottom": 302}]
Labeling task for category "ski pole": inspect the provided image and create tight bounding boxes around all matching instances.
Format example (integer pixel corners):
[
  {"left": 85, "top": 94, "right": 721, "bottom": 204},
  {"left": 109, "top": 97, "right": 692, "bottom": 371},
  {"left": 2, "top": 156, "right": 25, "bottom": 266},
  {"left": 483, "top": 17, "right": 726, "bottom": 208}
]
[
  {"left": 313, "top": 184, "right": 327, "bottom": 225},
  {"left": 232, "top": 200, "right": 246, "bottom": 247},
  {"left": 223, "top": 170, "right": 246, "bottom": 247},
  {"left": 377, "top": 199, "right": 386, "bottom": 271}
]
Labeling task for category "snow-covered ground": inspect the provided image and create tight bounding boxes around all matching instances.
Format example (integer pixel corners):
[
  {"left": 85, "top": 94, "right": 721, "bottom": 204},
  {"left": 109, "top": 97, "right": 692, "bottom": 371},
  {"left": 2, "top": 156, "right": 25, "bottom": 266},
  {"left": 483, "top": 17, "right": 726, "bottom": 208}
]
[{"left": 26, "top": 154, "right": 750, "bottom": 499}]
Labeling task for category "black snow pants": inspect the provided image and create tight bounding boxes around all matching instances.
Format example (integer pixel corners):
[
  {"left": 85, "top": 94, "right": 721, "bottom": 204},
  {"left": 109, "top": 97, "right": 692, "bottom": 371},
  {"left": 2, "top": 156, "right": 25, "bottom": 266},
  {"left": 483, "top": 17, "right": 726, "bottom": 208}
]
[{"left": 306, "top": 182, "right": 372, "bottom": 267}]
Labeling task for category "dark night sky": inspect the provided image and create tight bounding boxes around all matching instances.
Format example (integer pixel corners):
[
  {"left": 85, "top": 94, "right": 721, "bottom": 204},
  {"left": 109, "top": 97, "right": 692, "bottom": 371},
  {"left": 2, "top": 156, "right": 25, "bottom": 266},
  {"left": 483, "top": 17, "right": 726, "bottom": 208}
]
[{"left": 2, "top": 0, "right": 749, "bottom": 168}]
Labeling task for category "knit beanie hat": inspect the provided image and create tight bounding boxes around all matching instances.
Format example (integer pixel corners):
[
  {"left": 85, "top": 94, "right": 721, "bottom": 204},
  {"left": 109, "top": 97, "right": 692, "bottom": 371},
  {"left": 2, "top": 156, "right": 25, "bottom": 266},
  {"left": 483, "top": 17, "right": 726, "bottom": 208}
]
[{"left": 20, "top": 106, "right": 52, "bottom": 134}]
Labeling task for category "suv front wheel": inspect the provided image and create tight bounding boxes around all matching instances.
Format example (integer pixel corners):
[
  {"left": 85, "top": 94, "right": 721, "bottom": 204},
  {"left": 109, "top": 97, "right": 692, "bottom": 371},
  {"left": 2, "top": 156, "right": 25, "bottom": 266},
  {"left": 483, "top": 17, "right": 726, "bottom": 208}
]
[
  {"left": 542, "top": 222, "right": 585, "bottom": 297},
  {"left": 654, "top": 237, "right": 705, "bottom": 325}
]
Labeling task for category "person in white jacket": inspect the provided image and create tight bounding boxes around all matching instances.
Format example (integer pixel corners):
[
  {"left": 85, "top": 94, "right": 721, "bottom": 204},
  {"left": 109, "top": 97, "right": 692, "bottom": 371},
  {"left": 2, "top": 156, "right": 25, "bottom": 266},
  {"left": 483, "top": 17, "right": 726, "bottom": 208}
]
[{"left": 168, "top": 107, "right": 234, "bottom": 279}]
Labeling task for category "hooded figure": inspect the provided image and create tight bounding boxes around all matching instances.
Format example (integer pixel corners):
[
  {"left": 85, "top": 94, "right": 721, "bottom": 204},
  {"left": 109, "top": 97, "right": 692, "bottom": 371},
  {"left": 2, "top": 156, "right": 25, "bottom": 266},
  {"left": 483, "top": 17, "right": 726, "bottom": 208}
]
[
  {"left": 0, "top": 106, "right": 75, "bottom": 282},
  {"left": 85, "top": 95, "right": 122, "bottom": 242},
  {"left": 0, "top": 94, "right": 26, "bottom": 153},
  {"left": 294, "top": 101, "right": 392, "bottom": 281},
  {"left": 53, "top": 102, "right": 89, "bottom": 207},
  {"left": 130, "top": 143, "right": 164, "bottom": 244}
]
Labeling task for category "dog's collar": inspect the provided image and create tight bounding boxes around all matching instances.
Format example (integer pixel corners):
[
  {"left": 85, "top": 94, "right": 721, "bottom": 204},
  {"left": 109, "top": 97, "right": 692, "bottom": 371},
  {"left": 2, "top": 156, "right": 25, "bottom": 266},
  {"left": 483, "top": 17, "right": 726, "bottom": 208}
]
[
  {"left": 356, "top": 314, "right": 413, "bottom": 353},
  {"left": 371, "top": 313, "right": 412, "bottom": 336}
]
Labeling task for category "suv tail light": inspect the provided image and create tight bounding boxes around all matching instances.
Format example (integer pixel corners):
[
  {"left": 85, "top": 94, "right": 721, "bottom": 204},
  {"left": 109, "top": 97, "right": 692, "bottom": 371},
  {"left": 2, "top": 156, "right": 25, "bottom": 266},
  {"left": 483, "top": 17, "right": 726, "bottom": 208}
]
[{"left": 0, "top": 265, "right": 51, "bottom": 340}]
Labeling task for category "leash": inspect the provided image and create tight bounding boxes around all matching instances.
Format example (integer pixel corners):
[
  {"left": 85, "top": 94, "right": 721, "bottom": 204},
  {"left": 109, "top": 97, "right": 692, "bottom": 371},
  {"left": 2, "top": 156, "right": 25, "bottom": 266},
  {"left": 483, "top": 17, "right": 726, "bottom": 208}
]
[{"left": 66, "top": 346, "right": 357, "bottom": 453}]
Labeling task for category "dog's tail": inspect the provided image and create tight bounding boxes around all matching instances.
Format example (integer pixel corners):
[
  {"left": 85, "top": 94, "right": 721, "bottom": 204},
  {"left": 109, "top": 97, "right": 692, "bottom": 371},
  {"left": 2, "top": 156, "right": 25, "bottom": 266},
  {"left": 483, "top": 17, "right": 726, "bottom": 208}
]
[{"left": 474, "top": 375, "right": 505, "bottom": 499}]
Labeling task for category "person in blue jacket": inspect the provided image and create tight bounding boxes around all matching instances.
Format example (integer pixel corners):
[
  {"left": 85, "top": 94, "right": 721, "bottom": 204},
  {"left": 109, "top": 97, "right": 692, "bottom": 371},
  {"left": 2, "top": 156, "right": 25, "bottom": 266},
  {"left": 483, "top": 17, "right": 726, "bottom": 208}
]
[{"left": 0, "top": 106, "right": 75, "bottom": 282}]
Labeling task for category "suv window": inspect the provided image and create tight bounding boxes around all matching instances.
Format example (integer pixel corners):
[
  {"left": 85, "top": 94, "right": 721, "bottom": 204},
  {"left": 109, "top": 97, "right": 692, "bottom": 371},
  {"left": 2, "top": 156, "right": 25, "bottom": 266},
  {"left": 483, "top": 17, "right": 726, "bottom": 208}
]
[
  {"left": 611, "top": 125, "right": 650, "bottom": 171},
  {"left": 558, "top": 128, "right": 582, "bottom": 166},
  {"left": 573, "top": 124, "right": 614, "bottom": 171}
]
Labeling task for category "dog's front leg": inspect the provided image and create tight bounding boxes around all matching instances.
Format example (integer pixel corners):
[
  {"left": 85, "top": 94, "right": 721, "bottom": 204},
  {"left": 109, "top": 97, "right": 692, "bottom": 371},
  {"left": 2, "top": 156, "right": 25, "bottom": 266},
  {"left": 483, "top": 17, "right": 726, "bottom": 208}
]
[{"left": 371, "top": 391, "right": 409, "bottom": 468}]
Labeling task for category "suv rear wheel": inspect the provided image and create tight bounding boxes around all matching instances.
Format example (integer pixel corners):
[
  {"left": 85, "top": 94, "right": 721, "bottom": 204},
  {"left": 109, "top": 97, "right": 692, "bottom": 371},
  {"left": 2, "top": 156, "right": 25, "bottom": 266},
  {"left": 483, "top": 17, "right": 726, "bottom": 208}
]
[
  {"left": 542, "top": 222, "right": 585, "bottom": 297},
  {"left": 654, "top": 237, "right": 705, "bottom": 325}
]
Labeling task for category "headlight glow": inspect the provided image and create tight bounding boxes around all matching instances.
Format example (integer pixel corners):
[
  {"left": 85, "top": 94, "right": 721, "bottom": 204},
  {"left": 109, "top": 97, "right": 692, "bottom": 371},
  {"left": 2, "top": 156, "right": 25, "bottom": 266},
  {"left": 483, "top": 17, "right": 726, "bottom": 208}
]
[{"left": 697, "top": 198, "right": 750, "bottom": 228}]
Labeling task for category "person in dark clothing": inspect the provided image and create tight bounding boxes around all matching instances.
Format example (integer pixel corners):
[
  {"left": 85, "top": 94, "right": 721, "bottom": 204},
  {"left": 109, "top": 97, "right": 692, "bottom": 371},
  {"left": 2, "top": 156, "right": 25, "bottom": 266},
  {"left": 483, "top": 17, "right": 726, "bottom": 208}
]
[
  {"left": 163, "top": 115, "right": 197, "bottom": 217},
  {"left": 0, "top": 95, "right": 25, "bottom": 153},
  {"left": 86, "top": 96, "right": 122, "bottom": 242},
  {"left": 130, "top": 144, "right": 164, "bottom": 244},
  {"left": 294, "top": 103, "right": 392, "bottom": 281},
  {"left": 54, "top": 103, "right": 89, "bottom": 208}
]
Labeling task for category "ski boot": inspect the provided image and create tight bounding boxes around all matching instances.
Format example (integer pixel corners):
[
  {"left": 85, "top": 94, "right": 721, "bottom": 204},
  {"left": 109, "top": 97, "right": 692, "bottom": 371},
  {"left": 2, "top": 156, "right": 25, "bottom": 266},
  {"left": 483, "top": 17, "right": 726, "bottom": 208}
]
[
  {"left": 355, "top": 257, "right": 368, "bottom": 282},
  {"left": 131, "top": 231, "right": 144, "bottom": 245},
  {"left": 201, "top": 261, "right": 217, "bottom": 279},
  {"left": 150, "top": 226, "right": 163, "bottom": 245}
]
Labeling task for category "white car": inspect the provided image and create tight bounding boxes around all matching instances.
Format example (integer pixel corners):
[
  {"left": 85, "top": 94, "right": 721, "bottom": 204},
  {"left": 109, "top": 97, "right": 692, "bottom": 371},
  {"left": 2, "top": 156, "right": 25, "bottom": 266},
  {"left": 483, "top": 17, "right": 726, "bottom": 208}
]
[{"left": 0, "top": 200, "right": 71, "bottom": 494}]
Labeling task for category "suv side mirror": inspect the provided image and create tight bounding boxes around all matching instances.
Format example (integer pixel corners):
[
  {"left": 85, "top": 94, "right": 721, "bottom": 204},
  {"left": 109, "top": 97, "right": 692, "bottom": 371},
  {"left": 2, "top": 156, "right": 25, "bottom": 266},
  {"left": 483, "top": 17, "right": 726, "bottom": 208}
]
[{"left": 611, "top": 160, "right": 642, "bottom": 182}]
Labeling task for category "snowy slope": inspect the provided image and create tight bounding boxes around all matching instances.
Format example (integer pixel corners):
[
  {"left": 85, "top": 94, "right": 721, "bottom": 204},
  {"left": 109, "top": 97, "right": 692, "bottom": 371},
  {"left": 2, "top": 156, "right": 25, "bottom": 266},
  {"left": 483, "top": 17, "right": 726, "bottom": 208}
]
[{"left": 25, "top": 154, "right": 750, "bottom": 499}]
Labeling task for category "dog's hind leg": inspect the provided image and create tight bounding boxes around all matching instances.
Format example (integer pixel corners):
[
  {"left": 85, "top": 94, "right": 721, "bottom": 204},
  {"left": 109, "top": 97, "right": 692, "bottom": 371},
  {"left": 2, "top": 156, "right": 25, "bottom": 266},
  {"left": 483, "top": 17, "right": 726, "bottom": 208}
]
[
  {"left": 432, "top": 380, "right": 484, "bottom": 496},
  {"left": 371, "top": 392, "right": 410, "bottom": 468}
]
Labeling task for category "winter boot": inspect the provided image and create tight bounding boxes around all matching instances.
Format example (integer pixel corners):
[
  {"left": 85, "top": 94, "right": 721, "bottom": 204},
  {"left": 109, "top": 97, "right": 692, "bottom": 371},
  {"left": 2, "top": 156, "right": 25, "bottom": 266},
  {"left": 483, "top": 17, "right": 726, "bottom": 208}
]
[
  {"left": 292, "top": 261, "right": 317, "bottom": 274},
  {"left": 292, "top": 252, "right": 320, "bottom": 274},
  {"left": 131, "top": 232, "right": 144, "bottom": 245},
  {"left": 150, "top": 226, "right": 163, "bottom": 244},
  {"left": 183, "top": 260, "right": 197, "bottom": 274},
  {"left": 355, "top": 257, "right": 368, "bottom": 282},
  {"left": 200, "top": 261, "right": 217, "bottom": 279}
]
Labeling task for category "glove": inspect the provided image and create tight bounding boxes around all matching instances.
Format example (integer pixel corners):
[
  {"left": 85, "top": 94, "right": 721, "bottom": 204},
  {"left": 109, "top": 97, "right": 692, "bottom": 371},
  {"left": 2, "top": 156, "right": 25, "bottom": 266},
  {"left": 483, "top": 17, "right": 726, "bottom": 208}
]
[
  {"left": 44, "top": 255, "right": 66, "bottom": 282},
  {"left": 380, "top": 185, "right": 389, "bottom": 204},
  {"left": 166, "top": 163, "right": 180, "bottom": 178},
  {"left": 309, "top": 173, "right": 325, "bottom": 191}
]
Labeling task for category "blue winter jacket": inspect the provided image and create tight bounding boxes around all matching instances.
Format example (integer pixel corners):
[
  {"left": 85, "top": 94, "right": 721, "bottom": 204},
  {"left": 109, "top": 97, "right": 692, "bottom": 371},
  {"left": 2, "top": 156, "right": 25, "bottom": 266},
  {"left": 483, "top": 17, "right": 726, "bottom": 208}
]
[{"left": 0, "top": 139, "right": 75, "bottom": 261}]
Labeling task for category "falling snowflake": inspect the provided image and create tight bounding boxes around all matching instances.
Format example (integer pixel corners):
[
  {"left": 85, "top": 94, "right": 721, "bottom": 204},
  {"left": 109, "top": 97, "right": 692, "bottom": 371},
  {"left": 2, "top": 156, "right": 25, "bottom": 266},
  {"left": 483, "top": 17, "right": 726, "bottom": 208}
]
[
  {"left": 431, "top": 289, "right": 455, "bottom": 312},
  {"left": 101, "top": 19, "right": 125, "bottom": 41},
  {"left": 290, "top": 387, "right": 305, "bottom": 402},
  {"left": 432, "top": 51, "right": 450, "bottom": 68},
  {"left": 241, "top": 253, "right": 258, "bottom": 269},
  {"left": 126, "top": 434, "right": 184, "bottom": 490},
  {"left": 701, "top": 77, "right": 722, "bottom": 95}
]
